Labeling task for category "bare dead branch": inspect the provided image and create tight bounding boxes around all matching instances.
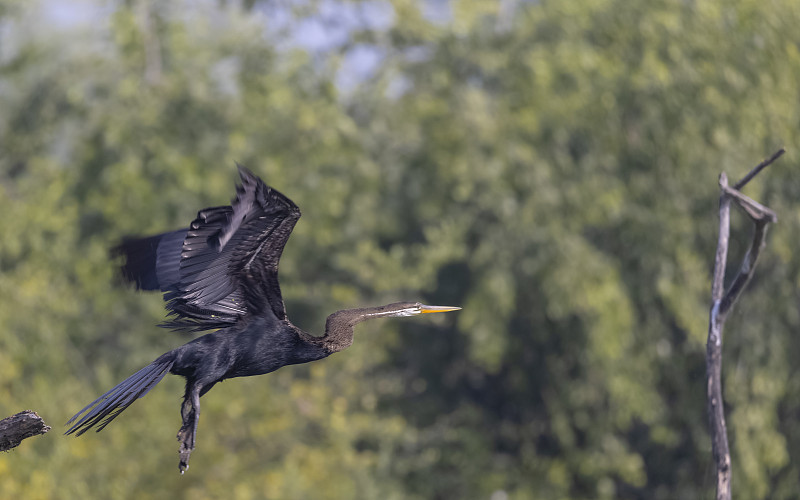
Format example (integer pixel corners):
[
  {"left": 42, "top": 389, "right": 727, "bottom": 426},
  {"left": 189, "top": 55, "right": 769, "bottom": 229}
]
[
  {"left": 719, "top": 220, "right": 771, "bottom": 316},
  {"left": 706, "top": 148, "right": 784, "bottom": 500},
  {"left": 733, "top": 147, "right": 785, "bottom": 190},
  {"left": 710, "top": 173, "right": 732, "bottom": 306},
  {"left": 708, "top": 172, "right": 733, "bottom": 500},
  {"left": 0, "top": 411, "right": 50, "bottom": 452},
  {"left": 722, "top": 185, "right": 778, "bottom": 223}
]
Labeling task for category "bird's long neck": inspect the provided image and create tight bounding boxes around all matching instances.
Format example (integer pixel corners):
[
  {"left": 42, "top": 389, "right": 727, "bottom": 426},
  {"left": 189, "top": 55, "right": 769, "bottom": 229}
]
[{"left": 295, "top": 306, "right": 388, "bottom": 355}]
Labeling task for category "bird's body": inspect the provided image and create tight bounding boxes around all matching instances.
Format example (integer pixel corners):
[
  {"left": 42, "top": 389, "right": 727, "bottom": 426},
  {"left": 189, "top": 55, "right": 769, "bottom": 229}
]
[{"left": 66, "top": 167, "right": 459, "bottom": 473}]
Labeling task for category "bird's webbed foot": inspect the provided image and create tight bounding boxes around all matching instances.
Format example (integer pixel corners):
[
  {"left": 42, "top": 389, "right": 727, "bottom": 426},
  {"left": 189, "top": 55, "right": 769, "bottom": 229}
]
[
  {"left": 177, "top": 388, "right": 201, "bottom": 474},
  {"left": 177, "top": 424, "right": 195, "bottom": 474}
]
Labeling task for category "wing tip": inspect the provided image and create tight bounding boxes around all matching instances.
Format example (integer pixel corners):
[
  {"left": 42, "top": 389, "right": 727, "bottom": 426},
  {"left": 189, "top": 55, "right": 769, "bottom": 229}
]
[
  {"left": 232, "top": 163, "right": 299, "bottom": 215},
  {"left": 112, "top": 235, "right": 161, "bottom": 290}
]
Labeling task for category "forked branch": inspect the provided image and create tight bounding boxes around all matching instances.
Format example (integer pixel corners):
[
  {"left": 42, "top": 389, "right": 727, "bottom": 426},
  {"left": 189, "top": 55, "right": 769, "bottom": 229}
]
[{"left": 706, "top": 148, "right": 784, "bottom": 500}]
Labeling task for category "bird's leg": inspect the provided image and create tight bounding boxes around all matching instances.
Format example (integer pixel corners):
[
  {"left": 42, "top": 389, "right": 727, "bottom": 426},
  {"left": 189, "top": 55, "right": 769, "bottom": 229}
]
[{"left": 177, "top": 385, "right": 201, "bottom": 474}]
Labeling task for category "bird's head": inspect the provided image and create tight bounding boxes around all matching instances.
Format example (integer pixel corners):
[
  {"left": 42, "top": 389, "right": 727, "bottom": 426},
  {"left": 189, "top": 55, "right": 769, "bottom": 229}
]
[{"left": 322, "top": 301, "right": 461, "bottom": 352}]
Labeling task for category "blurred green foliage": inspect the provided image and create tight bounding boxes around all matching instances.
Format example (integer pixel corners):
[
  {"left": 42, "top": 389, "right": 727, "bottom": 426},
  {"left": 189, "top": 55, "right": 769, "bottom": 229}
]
[{"left": 1, "top": 0, "right": 800, "bottom": 498}]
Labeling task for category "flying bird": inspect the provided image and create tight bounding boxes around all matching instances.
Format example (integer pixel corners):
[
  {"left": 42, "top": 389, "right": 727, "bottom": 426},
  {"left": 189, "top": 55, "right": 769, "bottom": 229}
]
[{"left": 66, "top": 166, "right": 460, "bottom": 473}]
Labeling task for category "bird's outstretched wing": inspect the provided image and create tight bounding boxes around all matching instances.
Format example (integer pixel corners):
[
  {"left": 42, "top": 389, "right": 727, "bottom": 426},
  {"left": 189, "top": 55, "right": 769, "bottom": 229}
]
[{"left": 114, "top": 166, "right": 301, "bottom": 332}]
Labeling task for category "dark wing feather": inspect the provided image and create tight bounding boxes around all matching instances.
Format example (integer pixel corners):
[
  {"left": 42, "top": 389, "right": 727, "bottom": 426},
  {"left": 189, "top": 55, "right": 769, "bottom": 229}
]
[
  {"left": 114, "top": 166, "right": 300, "bottom": 332},
  {"left": 164, "top": 166, "right": 300, "bottom": 330},
  {"left": 115, "top": 227, "right": 249, "bottom": 332},
  {"left": 114, "top": 229, "right": 185, "bottom": 291}
]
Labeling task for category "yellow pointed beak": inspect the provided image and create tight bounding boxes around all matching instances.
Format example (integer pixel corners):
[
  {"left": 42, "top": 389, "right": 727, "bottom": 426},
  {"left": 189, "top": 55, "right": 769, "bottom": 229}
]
[{"left": 419, "top": 305, "right": 462, "bottom": 314}]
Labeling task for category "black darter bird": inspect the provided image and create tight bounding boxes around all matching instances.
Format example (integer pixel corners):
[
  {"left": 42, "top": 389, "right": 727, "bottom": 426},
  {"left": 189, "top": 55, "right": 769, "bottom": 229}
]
[{"left": 66, "top": 166, "right": 460, "bottom": 473}]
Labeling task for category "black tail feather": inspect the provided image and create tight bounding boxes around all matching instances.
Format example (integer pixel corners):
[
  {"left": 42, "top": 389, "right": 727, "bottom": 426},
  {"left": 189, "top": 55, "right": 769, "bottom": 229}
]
[{"left": 66, "top": 354, "right": 175, "bottom": 436}]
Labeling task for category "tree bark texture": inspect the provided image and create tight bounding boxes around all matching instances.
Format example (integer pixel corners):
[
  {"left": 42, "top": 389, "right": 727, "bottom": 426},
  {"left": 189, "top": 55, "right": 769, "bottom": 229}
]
[{"left": 0, "top": 410, "right": 50, "bottom": 452}]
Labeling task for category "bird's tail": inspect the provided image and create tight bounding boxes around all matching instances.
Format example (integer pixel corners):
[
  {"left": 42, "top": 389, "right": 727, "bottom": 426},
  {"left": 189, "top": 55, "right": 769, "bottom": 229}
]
[{"left": 65, "top": 353, "right": 175, "bottom": 436}]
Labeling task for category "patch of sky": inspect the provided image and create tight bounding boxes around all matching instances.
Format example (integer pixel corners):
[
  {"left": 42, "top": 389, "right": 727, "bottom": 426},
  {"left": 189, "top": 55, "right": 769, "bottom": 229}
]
[{"left": 35, "top": 0, "right": 457, "bottom": 93}]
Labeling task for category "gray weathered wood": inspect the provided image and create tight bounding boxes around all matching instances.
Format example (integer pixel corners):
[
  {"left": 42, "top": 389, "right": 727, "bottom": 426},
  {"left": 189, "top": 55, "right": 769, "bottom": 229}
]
[
  {"left": 0, "top": 410, "right": 50, "bottom": 451},
  {"left": 706, "top": 148, "right": 784, "bottom": 500}
]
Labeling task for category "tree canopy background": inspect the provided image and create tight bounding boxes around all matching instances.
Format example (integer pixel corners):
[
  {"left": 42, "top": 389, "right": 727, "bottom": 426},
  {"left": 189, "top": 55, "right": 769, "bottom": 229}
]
[{"left": 1, "top": 0, "right": 800, "bottom": 498}]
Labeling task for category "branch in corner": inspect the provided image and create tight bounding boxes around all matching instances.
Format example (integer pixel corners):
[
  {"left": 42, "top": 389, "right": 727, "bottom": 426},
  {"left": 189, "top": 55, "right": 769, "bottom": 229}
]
[{"left": 0, "top": 411, "right": 50, "bottom": 452}]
